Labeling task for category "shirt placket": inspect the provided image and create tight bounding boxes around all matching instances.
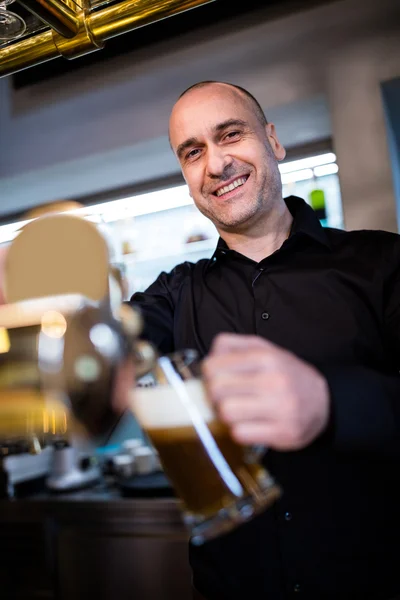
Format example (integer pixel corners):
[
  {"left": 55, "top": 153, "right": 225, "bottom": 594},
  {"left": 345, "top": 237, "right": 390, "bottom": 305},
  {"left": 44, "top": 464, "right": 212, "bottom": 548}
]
[
  {"left": 252, "top": 265, "right": 272, "bottom": 334},
  {"left": 251, "top": 262, "right": 305, "bottom": 597}
]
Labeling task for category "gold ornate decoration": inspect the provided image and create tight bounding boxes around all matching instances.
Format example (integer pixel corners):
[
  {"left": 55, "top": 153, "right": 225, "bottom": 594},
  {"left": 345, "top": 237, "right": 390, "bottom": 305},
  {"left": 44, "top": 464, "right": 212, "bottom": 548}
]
[{"left": 0, "top": 0, "right": 214, "bottom": 77}]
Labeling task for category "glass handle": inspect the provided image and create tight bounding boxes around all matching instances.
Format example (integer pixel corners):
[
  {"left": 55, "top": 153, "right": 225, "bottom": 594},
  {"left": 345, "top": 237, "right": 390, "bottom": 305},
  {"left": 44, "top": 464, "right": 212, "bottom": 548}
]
[
  {"left": 118, "top": 303, "right": 157, "bottom": 378},
  {"left": 245, "top": 444, "right": 267, "bottom": 464},
  {"left": 134, "top": 339, "right": 158, "bottom": 378}
]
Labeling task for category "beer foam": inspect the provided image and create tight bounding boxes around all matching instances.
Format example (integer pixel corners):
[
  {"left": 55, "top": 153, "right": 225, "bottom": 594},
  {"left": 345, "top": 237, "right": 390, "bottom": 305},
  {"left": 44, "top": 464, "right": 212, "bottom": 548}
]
[{"left": 130, "top": 378, "right": 215, "bottom": 429}]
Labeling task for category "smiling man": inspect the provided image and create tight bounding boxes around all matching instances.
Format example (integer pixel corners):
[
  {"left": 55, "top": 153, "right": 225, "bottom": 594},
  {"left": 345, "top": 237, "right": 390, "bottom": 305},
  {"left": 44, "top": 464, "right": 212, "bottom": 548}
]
[
  {"left": 131, "top": 81, "right": 400, "bottom": 600},
  {"left": 169, "top": 81, "right": 292, "bottom": 261}
]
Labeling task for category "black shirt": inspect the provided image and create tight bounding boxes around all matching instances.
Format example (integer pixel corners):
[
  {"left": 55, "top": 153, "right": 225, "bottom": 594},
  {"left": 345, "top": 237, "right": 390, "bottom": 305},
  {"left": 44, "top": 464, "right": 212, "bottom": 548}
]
[{"left": 131, "top": 196, "right": 400, "bottom": 600}]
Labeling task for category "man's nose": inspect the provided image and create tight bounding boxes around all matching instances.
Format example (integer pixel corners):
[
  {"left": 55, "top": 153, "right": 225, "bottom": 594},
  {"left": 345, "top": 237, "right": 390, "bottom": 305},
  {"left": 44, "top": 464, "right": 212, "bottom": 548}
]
[{"left": 206, "top": 146, "right": 233, "bottom": 178}]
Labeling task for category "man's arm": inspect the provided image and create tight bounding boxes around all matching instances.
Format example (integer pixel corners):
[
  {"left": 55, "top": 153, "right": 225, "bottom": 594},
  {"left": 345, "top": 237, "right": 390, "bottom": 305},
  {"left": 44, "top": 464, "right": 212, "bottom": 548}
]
[
  {"left": 321, "top": 238, "right": 400, "bottom": 455},
  {"left": 129, "top": 270, "right": 176, "bottom": 355},
  {"left": 202, "top": 236, "right": 400, "bottom": 457},
  {"left": 317, "top": 365, "right": 400, "bottom": 454}
]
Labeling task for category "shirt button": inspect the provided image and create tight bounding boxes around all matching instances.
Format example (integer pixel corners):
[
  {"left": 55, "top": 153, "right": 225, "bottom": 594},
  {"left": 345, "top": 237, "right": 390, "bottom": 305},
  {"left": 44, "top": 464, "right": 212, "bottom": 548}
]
[
  {"left": 261, "top": 312, "right": 270, "bottom": 320},
  {"left": 293, "top": 584, "right": 301, "bottom": 593},
  {"left": 284, "top": 511, "right": 292, "bottom": 521}
]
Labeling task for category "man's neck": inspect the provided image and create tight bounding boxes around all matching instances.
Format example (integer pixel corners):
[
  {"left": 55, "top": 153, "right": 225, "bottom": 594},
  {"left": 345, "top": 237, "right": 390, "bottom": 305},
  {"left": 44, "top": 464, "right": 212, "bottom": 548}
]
[{"left": 218, "top": 202, "right": 293, "bottom": 263}]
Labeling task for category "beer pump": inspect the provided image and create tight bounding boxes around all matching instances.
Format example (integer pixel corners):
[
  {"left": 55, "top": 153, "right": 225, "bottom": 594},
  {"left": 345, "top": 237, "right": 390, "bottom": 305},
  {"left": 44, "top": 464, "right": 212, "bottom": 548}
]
[{"left": 0, "top": 208, "right": 156, "bottom": 496}]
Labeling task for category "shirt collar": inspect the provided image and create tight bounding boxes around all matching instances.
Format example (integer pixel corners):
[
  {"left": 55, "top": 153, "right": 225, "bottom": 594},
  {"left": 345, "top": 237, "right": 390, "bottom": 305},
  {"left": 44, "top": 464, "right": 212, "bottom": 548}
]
[
  {"left": 210, "top": 195, "right": 332, "bottom": 264},
  {"left": 285, "top": 195, "right": 332, "bottom": 249}
]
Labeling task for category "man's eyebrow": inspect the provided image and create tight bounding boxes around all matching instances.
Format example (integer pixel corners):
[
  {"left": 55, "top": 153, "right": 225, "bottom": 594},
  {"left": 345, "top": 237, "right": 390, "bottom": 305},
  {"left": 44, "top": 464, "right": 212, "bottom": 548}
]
[{"left": 214, "top": 118, "right": 247, "bottom": 132}]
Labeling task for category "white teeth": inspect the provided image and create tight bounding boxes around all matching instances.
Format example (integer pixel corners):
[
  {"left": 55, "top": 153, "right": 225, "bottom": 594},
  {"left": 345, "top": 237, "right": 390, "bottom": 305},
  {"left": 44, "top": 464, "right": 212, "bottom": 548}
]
[{"left": 215, "top": 176, "right": 247, "bottom": 197}]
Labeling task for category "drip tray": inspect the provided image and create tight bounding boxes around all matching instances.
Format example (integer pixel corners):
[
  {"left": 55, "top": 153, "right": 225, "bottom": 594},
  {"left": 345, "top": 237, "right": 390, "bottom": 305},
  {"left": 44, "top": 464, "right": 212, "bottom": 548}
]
[{"left": 117, "top": 471, "right": 175, "bottom": 498}]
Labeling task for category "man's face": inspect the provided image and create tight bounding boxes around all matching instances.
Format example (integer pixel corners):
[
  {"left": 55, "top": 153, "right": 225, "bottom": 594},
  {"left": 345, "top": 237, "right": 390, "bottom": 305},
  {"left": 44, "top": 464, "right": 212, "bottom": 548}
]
[{"left": 169, "top": 84, "right": 286, "bottom": 233}]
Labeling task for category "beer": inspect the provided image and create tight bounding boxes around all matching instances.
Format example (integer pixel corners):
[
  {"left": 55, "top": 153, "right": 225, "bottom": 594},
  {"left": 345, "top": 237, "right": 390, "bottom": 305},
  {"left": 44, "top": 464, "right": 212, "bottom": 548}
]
[{"left": 131, "top": 379, "right": 280, "bottom": 524}]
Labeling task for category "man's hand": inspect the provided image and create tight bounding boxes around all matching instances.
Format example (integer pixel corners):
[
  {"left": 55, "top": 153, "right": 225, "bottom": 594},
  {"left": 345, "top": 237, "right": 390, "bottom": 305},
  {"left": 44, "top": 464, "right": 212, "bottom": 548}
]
[{"left": 202, "top": 333, "right": 330, "bottom": 451}]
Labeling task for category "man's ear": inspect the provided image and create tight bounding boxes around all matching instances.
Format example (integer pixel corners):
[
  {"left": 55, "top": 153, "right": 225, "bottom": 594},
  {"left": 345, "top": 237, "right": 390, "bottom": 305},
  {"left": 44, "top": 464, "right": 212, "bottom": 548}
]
[{"left": 265, "top": 123, "right": 286, "bottom": 161}]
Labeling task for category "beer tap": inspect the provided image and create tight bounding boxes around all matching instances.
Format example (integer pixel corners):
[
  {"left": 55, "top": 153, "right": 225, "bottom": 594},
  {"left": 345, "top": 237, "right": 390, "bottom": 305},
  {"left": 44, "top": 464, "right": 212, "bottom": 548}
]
[{"left": 0, "top": 206, "right": 157, "bottom": 492}]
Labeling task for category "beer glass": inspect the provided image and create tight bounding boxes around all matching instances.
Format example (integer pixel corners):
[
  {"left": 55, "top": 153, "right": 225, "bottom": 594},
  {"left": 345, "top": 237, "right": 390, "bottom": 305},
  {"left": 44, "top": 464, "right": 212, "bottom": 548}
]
[
  {"left": 0, "top": 0, "right": 26, "bottom": 42},
  {"left": 131, "top": 349, "right": 281, "bottom": 545}
]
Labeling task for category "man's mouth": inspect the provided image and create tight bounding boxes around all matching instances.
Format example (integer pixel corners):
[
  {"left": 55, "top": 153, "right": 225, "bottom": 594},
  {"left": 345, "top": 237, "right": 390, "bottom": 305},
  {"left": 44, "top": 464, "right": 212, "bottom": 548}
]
[{"left": 213, "top": 175, "right": 249, "bottom": 198}]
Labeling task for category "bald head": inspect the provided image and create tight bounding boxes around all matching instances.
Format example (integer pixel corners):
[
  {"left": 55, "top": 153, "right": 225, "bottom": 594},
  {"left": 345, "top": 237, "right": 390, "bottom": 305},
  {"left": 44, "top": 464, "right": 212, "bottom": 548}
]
[
  {"left": 169, "top": 81, "right": 267, "bottom": 143},
  {"left": 179, "top": 81, "right": 267, "bottom": 127}
]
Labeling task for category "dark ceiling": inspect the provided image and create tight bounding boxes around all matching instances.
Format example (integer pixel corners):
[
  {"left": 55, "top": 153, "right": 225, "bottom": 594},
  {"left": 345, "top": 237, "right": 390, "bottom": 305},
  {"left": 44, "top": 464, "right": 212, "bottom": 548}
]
[{"left": 12, "top": 0, "right": 333, "bottom": 88}]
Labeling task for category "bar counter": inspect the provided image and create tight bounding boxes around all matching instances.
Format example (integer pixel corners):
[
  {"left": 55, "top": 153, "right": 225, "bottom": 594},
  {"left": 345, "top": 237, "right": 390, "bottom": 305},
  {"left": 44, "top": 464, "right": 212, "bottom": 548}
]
[{"left": 0, "top": 482, "right": 197, "bottom": 600}]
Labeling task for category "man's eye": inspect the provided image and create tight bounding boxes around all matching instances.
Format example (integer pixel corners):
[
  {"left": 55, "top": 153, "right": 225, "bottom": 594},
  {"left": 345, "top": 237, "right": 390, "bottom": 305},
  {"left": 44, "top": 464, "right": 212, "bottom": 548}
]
[
  {"left": 186, "top": 148, "right": 200, "bottom": 160},
  {"left": 225, "top": 131, "right": 241, "bottom": 140}
]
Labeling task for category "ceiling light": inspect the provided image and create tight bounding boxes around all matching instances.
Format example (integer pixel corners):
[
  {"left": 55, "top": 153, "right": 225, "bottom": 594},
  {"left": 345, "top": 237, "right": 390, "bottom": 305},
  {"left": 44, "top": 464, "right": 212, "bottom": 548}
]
[
  {"left": 313, "top": 163, "right": 339, "bottom": 177},
  {"left": 279, "top": 153, "right": 336, "bottom": 174},
  {"left": 281, "top": 169, "right": 314, "bottom": 184}
]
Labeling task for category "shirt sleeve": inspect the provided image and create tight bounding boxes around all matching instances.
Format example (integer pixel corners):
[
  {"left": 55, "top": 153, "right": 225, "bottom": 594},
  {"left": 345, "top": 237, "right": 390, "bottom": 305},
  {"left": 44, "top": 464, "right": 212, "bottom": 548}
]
[
  {"left": 320, "top": 365, "right": 400, "bottom": 455},
  {"left": 128, "top": 270, "right": 176, "bottom": 355},
  {"left": 320, "top": 235, "right": 400, "bottom": 456}
]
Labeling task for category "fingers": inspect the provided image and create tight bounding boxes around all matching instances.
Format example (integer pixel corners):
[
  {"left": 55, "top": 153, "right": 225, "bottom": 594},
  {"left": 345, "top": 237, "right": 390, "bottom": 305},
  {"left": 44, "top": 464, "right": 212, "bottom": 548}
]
[
  {"left": 202, "top": 349, "right": 277, "bottom": 378},
  {"left": 209, "top": 332, "right": 276, "bottom": 356},
  {"left": 231, "top": 422, "right": 274, "bottom": 444},
  {"left": 231, "top": 419, "right": 314, "bottom": 451},
  {"left": 204, "top": 371, "right": 287, "bottom": 406},
  {"left": 200, "top": 333, "right": 330, "bottom": 451},
  {"left": 204, "top": 373, "right": 261, "bottom": 399},
  {"left": 217, "top": 397, "right": 277, "bottom": 423}
]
